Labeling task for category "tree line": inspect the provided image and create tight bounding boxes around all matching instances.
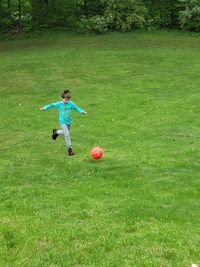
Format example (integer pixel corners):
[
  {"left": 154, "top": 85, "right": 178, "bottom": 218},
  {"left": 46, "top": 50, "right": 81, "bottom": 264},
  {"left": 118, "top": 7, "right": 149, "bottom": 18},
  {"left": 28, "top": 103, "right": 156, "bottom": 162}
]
[{"left": 0, "top": 0, "right": 199, "bottom": 33}]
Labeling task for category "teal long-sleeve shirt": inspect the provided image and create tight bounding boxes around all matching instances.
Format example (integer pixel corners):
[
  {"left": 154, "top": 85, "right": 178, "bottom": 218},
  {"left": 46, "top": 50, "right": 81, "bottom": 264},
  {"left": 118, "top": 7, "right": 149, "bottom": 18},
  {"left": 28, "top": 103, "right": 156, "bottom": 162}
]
[{"left": 43, "top": 100, "right": 85, "bottom": 125}]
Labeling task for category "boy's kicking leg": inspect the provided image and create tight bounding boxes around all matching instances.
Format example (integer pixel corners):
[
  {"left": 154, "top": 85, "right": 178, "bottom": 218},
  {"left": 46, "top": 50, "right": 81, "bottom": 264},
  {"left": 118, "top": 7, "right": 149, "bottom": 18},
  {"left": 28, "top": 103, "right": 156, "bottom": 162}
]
[{"left": 52, "top": 125, "right": 74, "bottom": 156}]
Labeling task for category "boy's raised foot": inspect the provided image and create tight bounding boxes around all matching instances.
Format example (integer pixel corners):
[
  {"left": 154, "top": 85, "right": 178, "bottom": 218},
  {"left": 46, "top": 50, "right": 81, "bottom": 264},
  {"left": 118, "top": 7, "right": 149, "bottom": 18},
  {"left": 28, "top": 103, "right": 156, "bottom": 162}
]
[
  {"left": 68, "top": 148, "right": 75, "bottom": 156},
  {"left": 52, "top": 129, "right": 58, "bottom": 140}
]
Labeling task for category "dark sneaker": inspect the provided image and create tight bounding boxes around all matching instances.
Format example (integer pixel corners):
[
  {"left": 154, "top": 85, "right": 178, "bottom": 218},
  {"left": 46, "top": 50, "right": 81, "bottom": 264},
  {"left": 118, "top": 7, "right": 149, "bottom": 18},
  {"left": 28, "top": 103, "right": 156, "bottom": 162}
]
[
  {"left": 68, "top": 148, "right": 75, "bottom": 156},
  {"left": 52, "top": 129, "right": 58, "bottom": 140}
]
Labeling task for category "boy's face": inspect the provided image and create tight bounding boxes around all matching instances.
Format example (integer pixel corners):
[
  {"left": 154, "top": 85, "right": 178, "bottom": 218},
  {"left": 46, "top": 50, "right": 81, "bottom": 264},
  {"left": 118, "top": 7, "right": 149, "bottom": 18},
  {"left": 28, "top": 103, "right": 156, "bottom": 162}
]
[{"left": 62, "top": 93, "right": 71, "bottom": 103}]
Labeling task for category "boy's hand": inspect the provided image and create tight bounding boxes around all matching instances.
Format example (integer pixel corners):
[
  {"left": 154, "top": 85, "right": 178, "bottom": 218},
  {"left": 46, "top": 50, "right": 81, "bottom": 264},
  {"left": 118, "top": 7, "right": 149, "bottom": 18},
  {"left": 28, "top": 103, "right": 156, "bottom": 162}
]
[
  {"left": 40, "top": 107, "right": 45, "bottom": 110},
  {"left": 82, "top": 111, "right": 87, "bottom": 115}
]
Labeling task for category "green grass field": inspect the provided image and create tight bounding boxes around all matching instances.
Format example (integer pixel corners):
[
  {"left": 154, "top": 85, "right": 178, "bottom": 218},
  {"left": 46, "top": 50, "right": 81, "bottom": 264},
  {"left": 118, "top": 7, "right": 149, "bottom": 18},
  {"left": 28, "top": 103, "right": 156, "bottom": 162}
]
[{"left": 0, "top": 31, "right": 200, "bottom": 266}]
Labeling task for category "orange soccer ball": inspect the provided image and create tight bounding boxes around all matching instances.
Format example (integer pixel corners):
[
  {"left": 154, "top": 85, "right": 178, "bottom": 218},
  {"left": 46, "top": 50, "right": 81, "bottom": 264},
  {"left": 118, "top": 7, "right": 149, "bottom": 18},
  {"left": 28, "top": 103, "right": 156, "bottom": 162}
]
[{"left": 90, "top": 146, "right": 104, "bottom": 159}]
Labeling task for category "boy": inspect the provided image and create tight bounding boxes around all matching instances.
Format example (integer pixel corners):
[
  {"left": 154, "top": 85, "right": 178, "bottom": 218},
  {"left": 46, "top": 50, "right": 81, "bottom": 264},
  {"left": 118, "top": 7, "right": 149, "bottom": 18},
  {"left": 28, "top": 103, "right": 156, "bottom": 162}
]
[{"left": 40, "top": 90, "right": 87, "bottom": 156}]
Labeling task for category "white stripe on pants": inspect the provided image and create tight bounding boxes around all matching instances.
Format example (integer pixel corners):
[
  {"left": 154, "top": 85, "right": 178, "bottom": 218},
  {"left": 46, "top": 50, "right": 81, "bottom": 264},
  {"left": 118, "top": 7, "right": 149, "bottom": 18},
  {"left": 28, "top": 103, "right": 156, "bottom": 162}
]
[{"left": 57, "top": 124, "right": 72, "bottom": 149}]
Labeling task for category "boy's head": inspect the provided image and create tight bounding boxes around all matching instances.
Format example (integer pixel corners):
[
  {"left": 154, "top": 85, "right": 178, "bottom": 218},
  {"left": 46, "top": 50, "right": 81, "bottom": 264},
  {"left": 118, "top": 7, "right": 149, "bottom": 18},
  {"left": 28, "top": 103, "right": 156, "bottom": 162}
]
[{"left": 61, "top": 89, "right": 71, "bottom": 103}]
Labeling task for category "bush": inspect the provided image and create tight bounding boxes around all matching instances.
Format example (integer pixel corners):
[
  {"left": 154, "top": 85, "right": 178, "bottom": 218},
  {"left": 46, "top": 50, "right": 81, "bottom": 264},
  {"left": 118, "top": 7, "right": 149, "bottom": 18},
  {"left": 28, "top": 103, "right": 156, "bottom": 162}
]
[
  {"left": 178, "top": 0, "right": 200, "bottom": 31},
  {"left": 104, "top": 0, "right": 147, "bottom": 31},
  {"left": 0, "top": 17, "right": 12, "bottom": 31},
  {"left": 144, "top": 0, "right": 180, "bottom": 30},
  {"left": 0, "top": 0, "right": 32, "bottom": 33},
  {"left": 31, "top": 0, "right": 80, "bottom": 30},
  {"left": 80, "top": 15, "right": 108, "bottom": 33}
]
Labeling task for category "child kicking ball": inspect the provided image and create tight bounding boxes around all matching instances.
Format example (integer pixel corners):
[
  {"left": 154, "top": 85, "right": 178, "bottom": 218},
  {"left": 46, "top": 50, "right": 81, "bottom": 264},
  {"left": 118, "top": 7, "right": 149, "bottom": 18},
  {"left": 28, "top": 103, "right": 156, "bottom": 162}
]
[{"left": 40, "top": 89, "right": 87, "bottom": 156}]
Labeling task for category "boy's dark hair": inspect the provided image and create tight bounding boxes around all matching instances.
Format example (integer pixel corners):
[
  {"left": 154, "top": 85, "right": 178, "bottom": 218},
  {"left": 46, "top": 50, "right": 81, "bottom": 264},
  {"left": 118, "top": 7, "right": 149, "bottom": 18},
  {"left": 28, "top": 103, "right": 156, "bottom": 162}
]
[{"left": 61, "top": 89, "right": 71, "bottom": 98}]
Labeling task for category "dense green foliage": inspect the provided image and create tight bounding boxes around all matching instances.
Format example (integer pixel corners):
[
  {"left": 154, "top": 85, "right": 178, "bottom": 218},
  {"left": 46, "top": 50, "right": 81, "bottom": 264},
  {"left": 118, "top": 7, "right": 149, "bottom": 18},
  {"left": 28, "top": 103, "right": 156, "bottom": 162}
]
[
  {"left": 0, "top": 31, "right": 200, "bottom": 266},
  {"left": 80, "top": 0, "right": 147, "bottom": 33},
  {"left": 178, "top": 0, "right": 200, "bottom": 31},
  {"left": 0, "top": 0, "right": 200, "bottom": 33},
  {"left": 145, "top": 0, "right": 180, "bottom": 29}
]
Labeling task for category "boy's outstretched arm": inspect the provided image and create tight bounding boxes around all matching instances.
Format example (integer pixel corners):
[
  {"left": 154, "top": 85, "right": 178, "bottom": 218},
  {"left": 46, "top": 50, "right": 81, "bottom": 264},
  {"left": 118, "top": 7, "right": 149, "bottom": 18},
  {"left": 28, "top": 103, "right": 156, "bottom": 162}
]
[
  {"left": 71, "top": 101, "right": 87, "bottom": 115},
  {"left": 39, "top": 102, "right": 59, "bottom": 111}
]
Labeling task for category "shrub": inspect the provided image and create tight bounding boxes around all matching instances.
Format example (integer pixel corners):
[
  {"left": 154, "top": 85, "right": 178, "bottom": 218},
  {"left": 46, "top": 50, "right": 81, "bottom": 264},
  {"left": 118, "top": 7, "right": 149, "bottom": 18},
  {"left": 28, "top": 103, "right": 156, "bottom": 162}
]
[
  {"left": 104, "top": 0, "right": 147, "bottom": 31},
  {"left": 80, "top": 15, "right": 108, "bottom": 33},
  {"left": 144, "top": 0, "right": 180, "bottom": 30},
  {"left": 178, "top": 0, "right": 200, "bottom": 31}
]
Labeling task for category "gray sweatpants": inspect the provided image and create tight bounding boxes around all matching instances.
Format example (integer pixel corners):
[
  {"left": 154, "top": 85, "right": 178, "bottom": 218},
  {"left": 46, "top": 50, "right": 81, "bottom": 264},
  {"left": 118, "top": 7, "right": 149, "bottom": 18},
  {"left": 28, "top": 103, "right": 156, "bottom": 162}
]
[{"left": 57, "top": 124, "right": 72, "bottom": 149}]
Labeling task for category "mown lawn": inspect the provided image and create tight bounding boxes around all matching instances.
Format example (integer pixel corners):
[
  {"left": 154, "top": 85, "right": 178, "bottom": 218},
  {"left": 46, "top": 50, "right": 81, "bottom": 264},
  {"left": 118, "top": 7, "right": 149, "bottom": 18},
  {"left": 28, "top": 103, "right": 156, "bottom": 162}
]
[{"left": 0, "top": 31, "right": 200, "bottom": 266}]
